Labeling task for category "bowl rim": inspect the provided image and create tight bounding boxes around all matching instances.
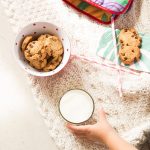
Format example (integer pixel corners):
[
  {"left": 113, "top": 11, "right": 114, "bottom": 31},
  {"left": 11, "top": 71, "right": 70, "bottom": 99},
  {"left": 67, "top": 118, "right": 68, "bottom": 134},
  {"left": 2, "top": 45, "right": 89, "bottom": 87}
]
[
  {"left": 59, "top": 89, "right": 95, "bottom": 124},
  {"left": 13, "top": 21, "right": 71, "bottom": 77}
]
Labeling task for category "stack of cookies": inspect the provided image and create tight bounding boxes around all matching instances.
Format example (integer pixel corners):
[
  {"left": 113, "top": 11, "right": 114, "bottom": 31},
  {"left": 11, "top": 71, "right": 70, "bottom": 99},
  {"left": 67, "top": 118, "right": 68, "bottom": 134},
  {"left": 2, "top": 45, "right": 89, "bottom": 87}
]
[
  {"left": 21, "top": 34, "right": 64, "bottom": 72},
  {"left": 118, "top": 28, "right": 142, "bottom": 65}
]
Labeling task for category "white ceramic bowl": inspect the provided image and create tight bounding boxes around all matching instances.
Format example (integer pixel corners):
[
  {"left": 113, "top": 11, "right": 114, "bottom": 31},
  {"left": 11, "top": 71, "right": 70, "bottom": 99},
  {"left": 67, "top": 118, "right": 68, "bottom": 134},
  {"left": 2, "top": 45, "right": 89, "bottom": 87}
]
[{"left": 14, "top": 22, "right": 71, "bottom": 77}]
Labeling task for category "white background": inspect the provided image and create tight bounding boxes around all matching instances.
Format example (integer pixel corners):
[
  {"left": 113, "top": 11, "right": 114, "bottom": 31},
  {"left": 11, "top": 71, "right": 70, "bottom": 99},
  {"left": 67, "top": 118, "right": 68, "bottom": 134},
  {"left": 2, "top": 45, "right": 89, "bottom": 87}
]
[{"left": 0, "top": 5, "right": 58, "bottom": 150}]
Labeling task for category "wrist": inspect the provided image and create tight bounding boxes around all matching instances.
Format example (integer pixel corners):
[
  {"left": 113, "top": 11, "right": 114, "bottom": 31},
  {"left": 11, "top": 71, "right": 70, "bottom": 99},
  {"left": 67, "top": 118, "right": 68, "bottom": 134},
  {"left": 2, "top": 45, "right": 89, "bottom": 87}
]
[{"left": 98, "top": 126, "right": 117, "bottom": 144}]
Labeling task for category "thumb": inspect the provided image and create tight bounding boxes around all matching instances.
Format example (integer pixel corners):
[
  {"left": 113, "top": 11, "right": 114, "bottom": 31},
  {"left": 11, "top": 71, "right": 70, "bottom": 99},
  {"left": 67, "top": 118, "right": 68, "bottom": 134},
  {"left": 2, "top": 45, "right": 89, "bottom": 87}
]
[{"left": 98, "top": 106, "right": 106, "bottom": 121}]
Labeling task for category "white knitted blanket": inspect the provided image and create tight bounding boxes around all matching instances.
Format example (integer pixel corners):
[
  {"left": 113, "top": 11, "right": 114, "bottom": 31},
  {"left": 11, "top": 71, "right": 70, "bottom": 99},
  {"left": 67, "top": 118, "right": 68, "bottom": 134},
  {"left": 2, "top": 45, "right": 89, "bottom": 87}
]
[{"left": 1, "top": 0, "right": 150, "bottom": 149}]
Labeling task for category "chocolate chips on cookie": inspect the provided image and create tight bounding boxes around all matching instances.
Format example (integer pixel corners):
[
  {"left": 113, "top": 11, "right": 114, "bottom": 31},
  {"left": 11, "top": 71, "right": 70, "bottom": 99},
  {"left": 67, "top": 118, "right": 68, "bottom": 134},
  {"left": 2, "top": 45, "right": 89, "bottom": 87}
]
[
  {"left": 119, "top": 46, "right": 140, "bottom": 65},
  {"left": 118, "top": 28, "right": 142, "bottom": 65},
  {"left": 21, "top": 34, "right": 64, "bottom": 71},
  {"left": 119, "top": 28, "right": 142, "bottom": 47}
]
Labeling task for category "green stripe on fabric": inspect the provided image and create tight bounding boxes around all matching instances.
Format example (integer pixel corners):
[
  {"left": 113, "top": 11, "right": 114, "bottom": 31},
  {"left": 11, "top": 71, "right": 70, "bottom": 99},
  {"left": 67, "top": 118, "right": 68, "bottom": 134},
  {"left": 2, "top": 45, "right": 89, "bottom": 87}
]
[
  {"left": 103, "top": 42, "right": 113, "bottom": 58},
  {"left": 140, "top": 53, "right": 150, "bottom": 69},
  {"left": 96, "top": 29, "right": 112, "bottom": 54},
  {"left": 141, "top": 35, "right": 150, "bottom": 52},
  {"left": 110, "top": 51, "right": 115, "bottom": 61},
  {"left": 103, "top": 29, "right": 112, "bottom": 42},
  {"left": 77, "top": 2, "right": 89, "bottom": 10}
]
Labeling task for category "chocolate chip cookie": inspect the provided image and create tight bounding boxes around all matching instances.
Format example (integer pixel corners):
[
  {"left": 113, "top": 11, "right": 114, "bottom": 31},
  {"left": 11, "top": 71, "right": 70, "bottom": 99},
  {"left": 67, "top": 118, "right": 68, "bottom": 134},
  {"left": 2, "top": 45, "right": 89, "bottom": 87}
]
[
  {"left": 21, "top": 34, "right": 64, "bottom": 71},
  {"left": 21, "top": 35, "right": 33, "bottom": 52},
  {"left": 43, "top": 55, "right": 63, "bottom": 72},
  {"left": 24, "top": 41, "right": 47, "bottom": 62},
  {"left": 38, "top": 34, "right": 52, "bottom": 42},
  {"left": 30, "top": 59, "right": 47, "bottom": 70},
  {"left": 119, "top": 46, "right": 141, "bottom": 65},
  {"left": 119, "top": 28, "right": 142, "bottom": 47}
]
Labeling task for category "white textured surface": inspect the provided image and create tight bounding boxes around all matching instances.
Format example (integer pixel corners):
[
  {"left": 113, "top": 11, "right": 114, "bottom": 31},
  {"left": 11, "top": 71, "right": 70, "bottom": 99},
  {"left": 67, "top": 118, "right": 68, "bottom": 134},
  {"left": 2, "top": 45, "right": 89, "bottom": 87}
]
[
  {"left": 1, "top": 0, "right": 150, "bottom": 150},
  {"left": 0, "top": 5, "right": 58, "bottom": 150}
]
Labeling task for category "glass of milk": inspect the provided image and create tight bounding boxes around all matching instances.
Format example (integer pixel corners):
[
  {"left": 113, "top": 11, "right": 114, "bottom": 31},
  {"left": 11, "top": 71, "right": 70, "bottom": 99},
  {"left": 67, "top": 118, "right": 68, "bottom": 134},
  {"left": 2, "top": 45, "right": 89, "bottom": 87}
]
[{"left": 59, "top": 89, "right": 94, "bottom": 124}]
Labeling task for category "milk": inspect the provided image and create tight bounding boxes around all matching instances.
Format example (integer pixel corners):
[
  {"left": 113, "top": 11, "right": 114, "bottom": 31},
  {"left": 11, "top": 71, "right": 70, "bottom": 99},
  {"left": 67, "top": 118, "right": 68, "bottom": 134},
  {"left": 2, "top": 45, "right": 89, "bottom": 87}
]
[{"left": 59, "top": 90, "right": 94, "bottom": 123}]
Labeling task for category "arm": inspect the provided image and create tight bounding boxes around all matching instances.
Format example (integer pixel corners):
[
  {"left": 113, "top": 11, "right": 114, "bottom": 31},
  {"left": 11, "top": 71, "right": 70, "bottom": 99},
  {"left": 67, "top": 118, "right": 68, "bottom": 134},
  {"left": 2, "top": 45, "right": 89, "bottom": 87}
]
[
  {"left": 67, "top": 107, "right": 137, "bottom": 150},
  {"left": 104, "top": 128, "right": 137, "bottom": 150}
]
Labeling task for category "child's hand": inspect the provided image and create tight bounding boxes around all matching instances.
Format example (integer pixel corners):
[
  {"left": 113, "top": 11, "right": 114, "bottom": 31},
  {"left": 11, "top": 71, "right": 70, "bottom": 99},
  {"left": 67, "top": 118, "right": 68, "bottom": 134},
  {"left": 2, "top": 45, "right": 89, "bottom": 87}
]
[
  {"left": 66, "top": 106, "right": 115, "bottom": 143},
  {"left": 67, "top": 106, "right": 137, "bottom": 150}
]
